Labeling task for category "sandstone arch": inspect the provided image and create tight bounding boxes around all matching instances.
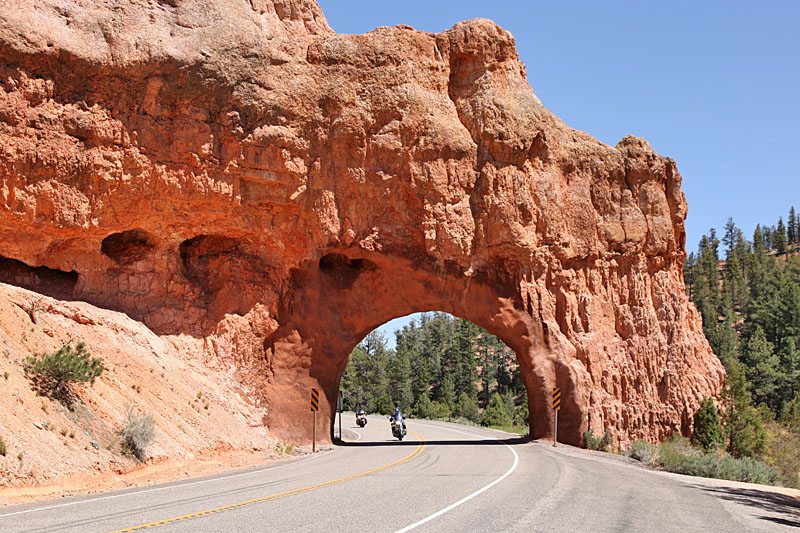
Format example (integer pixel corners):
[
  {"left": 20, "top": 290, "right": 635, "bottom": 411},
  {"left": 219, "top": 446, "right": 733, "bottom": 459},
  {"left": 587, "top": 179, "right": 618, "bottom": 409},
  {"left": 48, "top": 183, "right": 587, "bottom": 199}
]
[{"left": 0, "top": 1, "right": 723, "bottom": 447}]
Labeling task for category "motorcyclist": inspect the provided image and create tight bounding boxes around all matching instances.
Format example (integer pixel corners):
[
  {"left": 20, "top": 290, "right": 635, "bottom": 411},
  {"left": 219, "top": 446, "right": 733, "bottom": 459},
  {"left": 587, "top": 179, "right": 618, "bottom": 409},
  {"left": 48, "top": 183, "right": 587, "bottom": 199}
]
[
  {"left": 389, "top": 407, "right": 406, "bottom": 430},
  {"left": 355, "top": 408, "right": 367, "bottom": 425}
]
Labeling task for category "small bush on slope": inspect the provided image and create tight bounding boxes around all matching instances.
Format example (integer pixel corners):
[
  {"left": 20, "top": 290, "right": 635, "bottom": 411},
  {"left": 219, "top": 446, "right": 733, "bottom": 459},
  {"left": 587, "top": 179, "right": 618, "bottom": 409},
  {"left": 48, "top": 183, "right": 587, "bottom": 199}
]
[
  {"left": 24, "top": 342, "right": 102, "bottom": 404},
  {"left": 119, "top": 405, "right": 154, "bottom": 461}
]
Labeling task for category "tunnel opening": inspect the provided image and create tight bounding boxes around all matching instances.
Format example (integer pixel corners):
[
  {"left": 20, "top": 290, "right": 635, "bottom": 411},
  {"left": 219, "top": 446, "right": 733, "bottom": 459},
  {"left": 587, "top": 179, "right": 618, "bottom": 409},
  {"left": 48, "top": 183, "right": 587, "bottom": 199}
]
[
  {"left": 335, "top": 312, "right": 529, "bottom": 443},
  {"left": 268, "top": 249, "right": 579, "bottom": 447}
]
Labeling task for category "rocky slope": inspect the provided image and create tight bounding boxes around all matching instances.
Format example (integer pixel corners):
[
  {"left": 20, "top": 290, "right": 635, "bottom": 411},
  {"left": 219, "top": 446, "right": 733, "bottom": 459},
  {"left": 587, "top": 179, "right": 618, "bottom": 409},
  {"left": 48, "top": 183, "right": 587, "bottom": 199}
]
[
  {"left": 0, "top": 282, "right": 290, "bottom": 502},
  {"left": 0, "top": 0, "right": 723, "bottom": 451}
]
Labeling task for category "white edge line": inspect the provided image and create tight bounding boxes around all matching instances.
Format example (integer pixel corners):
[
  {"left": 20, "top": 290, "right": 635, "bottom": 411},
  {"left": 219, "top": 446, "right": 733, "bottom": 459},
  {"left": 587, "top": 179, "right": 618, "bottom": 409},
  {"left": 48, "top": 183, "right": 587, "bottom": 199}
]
[
  {"left": 394, "top": 421, "right": 520, "bottom": 533},
  {"left": 0, "top": 450, "right": 330, "bottom": 518}
]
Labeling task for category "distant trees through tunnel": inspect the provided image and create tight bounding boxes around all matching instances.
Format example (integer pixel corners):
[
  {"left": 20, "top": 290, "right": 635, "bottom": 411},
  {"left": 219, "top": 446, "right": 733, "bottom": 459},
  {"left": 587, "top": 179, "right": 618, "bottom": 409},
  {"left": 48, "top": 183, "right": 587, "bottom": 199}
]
[{"left": 339, "top": 312, "right": 529, "bottom": 431}]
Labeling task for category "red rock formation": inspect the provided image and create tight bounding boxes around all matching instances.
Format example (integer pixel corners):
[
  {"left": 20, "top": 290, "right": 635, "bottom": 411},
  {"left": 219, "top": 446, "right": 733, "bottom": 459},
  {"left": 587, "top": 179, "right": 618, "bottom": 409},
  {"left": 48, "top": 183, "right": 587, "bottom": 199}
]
[{"left": 0, "top": 0, "right": 723, "bottom": 446}]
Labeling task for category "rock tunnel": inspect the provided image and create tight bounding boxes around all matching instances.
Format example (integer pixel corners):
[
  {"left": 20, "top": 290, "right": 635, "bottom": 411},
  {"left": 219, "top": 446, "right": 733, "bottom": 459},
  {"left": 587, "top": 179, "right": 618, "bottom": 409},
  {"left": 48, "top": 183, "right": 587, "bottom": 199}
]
[
  {"left": 0, "top": 0, "right": 724, "bottom": 448},
  {"left": 267, "top": 250, "right": 579, "bottom": 444}
]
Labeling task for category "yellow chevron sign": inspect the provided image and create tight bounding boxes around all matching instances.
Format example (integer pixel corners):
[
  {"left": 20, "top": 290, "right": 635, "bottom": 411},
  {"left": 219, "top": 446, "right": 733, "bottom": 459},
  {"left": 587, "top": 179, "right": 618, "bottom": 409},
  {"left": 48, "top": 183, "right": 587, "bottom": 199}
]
[
  {"left": 552, "top": 387, "right": 561, "bottom": 410},
  {"left": 311, "top": 388, "right": 319, "bottom": 412}
]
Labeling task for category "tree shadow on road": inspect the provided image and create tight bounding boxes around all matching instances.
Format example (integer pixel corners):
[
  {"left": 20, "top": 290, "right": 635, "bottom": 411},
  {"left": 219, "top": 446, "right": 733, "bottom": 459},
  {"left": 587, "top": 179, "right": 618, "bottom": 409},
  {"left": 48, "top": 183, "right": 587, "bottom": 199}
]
[{"left": 690, "top": 484, "right": 800, "bottom": 528}]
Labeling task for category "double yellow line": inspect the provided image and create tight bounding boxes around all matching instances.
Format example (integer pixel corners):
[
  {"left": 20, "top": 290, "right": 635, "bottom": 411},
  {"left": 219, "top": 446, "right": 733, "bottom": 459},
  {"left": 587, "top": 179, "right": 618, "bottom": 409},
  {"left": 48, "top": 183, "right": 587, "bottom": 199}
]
[{"left": 109, "top": 432, "right": 426, "bottom": 532}]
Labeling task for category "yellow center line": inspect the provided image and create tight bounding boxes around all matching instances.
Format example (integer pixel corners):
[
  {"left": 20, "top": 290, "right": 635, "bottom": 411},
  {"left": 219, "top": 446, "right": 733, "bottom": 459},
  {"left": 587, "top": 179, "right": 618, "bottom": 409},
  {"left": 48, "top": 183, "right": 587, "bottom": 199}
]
[{"left": 107, "top": 430, "right": 426, "bottom": 532}]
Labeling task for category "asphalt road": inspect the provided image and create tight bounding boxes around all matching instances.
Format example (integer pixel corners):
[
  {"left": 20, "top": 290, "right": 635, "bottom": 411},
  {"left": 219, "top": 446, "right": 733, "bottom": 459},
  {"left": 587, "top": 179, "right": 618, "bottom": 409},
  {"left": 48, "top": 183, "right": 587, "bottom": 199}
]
[{"left": 1, "top": 417, "right": 798, "bottom": 532}]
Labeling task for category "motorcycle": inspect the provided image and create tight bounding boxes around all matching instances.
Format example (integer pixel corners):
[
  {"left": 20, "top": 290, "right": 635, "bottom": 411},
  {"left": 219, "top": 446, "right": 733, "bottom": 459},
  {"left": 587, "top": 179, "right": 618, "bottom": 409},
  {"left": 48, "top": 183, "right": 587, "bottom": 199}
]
[
  {"left": 356, "top": 412, "right": 367, "bottom": 427},
  {"left": 389, "top": 415, "right": 407, "bottom": 440}
]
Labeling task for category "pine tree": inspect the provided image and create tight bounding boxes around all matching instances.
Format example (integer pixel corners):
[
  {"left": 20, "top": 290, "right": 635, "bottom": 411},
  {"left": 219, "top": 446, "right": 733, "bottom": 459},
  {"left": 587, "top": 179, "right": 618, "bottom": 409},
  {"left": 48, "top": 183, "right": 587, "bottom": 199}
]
[
  {"left": 776, "top": 217, "right": 787, "bottom": 254},
  {"left": 723, "top": 218, "right": 741, "bottom": 259},
  {"left": 437, "top": 373, "right": 456, "bottom": 410},
  {"left": 788, "top": 206, "right": 798, "bottom": 247},
  {"left": 341, "top": 331, "right": 391, "bottom": 413},
  {"left": 387, "top": 349, "right": 413, "bottom": 412},
  {"left": 454, "top": 392, "right": 480, "bottom": 422},
  {"left": 779, "top": 338, "right": 800, "bottom": 403},
  {"left": 412, "top": 391, "right": 433, "bottom": 419},
  {"left": 24, "top": 342, "right": 103, "bottom": 403},
  {"left": 753, "top": 225, "right": 765, "bottom": 254},
  {"left": 684, "top": 252, "right": 697, "bottom": 300},
  {"left": 741, "top": 326, "right": 781, "bottom": 410},
  {"left": 691, "top": 397, "right": 726, "bottom": 450},
  {"left": 481, "top": 392, "right": 512, "bottom": 427},
  {"left": 723, "top": 357, "right": 768, "bottom": 458}
]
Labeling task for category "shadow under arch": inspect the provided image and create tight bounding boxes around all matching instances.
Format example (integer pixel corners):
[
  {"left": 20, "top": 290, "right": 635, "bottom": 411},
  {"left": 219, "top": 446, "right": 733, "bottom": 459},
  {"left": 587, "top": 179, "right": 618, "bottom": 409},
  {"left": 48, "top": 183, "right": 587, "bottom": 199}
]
[
  {"left": 263, "top": 249, "right": 589, "bottom": 447},
  {"left": 338, "top": 436, "right": 532, "bottom": 448}
]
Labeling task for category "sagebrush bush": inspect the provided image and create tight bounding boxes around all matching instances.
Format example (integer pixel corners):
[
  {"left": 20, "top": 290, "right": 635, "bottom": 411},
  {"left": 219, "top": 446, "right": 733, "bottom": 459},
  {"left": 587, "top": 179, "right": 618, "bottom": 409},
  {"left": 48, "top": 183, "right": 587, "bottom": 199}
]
[
  {"left": 626, "top": 439, "right": 657, "bottom": 464},
  {"left": 24, "top": 342, "right": 103, "bottom": 403},
  {"left": 764, "top": 421, "right": 800, "bottom": 488},
  {"left": 584, "top": 429, "right": 612, "bottom": 451},
  {"left": 119, "top": 405, "right": 154, "bottom": 461},
  {"left": 654, "top": 435, "right": 696, "bottom": 472},
  {"left": 274, "top": 442, "right": 295, "bottom": 455},
  {"left": 654, "top": 437, "right": 779, "bottom": 485}
]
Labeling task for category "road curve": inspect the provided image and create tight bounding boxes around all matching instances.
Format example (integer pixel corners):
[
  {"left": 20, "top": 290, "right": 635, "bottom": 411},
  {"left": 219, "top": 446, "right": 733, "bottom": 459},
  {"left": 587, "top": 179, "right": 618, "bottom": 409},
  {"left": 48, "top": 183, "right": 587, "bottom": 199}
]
[{"left": 1, "top": 418, "right": 797, "bottom": 532}]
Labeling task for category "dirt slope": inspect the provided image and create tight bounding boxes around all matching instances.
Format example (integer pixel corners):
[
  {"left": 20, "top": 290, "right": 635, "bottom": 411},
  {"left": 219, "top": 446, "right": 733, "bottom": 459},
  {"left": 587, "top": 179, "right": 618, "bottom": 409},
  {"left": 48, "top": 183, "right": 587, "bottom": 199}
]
[{"left": 0, "top": 282, "right": 295, "bottom": 505}]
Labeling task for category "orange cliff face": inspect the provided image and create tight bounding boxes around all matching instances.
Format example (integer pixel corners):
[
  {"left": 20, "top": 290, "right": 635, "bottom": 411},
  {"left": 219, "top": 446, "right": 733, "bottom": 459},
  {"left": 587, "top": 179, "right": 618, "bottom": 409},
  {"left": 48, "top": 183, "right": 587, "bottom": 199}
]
[{"left": 0, "top": 0, "right": 722, "bottom": 448}]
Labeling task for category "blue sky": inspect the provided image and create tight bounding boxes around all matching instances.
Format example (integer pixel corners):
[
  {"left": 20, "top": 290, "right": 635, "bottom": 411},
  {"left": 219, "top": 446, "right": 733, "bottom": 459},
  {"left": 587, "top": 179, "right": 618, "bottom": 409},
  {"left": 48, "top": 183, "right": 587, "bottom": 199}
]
[{"left": 316, "top": 1, "right": 800, "bottom": 344}]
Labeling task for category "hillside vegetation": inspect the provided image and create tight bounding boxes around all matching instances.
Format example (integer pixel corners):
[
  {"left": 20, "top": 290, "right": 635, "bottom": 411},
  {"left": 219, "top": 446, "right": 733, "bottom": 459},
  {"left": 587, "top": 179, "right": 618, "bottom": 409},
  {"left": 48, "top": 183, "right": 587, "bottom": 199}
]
[{"left": 681, "top": 208, "right": 800, "bottom": 486}]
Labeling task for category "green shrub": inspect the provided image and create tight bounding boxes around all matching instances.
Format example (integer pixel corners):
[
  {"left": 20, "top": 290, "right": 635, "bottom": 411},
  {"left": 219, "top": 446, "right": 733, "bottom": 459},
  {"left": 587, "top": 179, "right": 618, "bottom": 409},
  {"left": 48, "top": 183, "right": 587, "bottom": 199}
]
[
  {"left": 24, "top": 342, "right": 103, "bottom": 403},
  {"left": 439, "top": 416, "right": 477, "bottom": 426},
  {"left": 119, "top": 405, "right": 154, "bottom": 461},
  {"left": 481, "top": 393, "right": 512, "bottom": 427},
  {"left": 653, "top": 436, "right": 779, "bottom": 485},
  {"left": 692, "top": 397, "right": 725, "bottom": 451},
  {"left": 764, "top": 421, "right": 800, "bottom": 488},
  {"left": 374, "top": 394, "right": 394, "bottom": 416},
  {"left": 0, "top": 435, "right": 6, "bottom": 456},
  {"left": 626, "top": 439, "right": 657, "bottom": 464},
  {"left": 654, "top": 435, "right": 695, "bottom": 471},
  {"left": 727, "top": 404, "right": 768, "bottom": 458},
  {"left": 430, "top": 401, "right": 451, "bottom": 419},
  {"left": 454, "top": 392, "right": 479, "bottom": 423},
  {"left": 512, "top": 403, "right": 529, "bottom": 427},
  {"left": 412, "top": 393, "right": 433, "bottom": 419},
  {"left": 584, "top": 429, "right": 612, "bottom": 451}
]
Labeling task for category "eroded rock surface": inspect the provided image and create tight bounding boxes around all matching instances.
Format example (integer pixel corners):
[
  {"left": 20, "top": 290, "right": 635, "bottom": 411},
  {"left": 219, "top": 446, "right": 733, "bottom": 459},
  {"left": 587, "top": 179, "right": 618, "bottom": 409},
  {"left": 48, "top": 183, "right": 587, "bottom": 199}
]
[{"left": 0, "top": 0, "right": 723, "bottom": 446}]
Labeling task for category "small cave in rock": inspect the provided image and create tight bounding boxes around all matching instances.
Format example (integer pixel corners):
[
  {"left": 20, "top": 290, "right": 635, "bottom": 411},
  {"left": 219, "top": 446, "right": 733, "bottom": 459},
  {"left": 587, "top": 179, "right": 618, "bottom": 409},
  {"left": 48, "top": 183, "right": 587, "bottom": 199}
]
[
  {"left": 0, "top": 254, "right": 78, "bottom": 298},
  {"left": 101, "top": 229, "right": 155, "bottom": 265},
  {"left": 179, "top": 235, "right": 245, "bottom": 291},
  {"left": 318, "top": 253, "right": 376, "bottom": 289}
]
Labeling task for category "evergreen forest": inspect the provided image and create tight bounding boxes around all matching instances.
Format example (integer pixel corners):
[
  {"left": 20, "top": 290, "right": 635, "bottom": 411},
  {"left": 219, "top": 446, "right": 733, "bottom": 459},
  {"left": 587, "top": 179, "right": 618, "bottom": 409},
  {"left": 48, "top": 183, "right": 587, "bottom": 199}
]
[
  {"left": 683, "top": 208, "right": 800, "bottom": 485},
  {"left": 340, "top": 312, "right": 529, "bottom": 430}
]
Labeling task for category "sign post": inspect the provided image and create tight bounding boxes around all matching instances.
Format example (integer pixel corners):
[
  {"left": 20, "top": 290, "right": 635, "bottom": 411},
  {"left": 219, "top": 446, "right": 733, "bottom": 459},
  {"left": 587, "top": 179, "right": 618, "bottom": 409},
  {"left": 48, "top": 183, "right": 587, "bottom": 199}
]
[
  {"left": 552, "top": 387, "right": 561, "bottom": 447},
  {"left": 338, "top": 391, "right": 343, "bottom": 442},
  {"left": 311, "top": 388, "right": 319, "bottom": 453}
]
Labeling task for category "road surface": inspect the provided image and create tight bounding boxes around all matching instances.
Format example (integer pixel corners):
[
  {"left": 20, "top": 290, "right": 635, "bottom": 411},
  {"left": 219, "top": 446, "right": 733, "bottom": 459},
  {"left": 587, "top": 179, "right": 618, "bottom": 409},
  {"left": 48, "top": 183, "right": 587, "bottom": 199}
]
[{"left": 1, "top": 417, "right": 798, "bottom": 532}]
